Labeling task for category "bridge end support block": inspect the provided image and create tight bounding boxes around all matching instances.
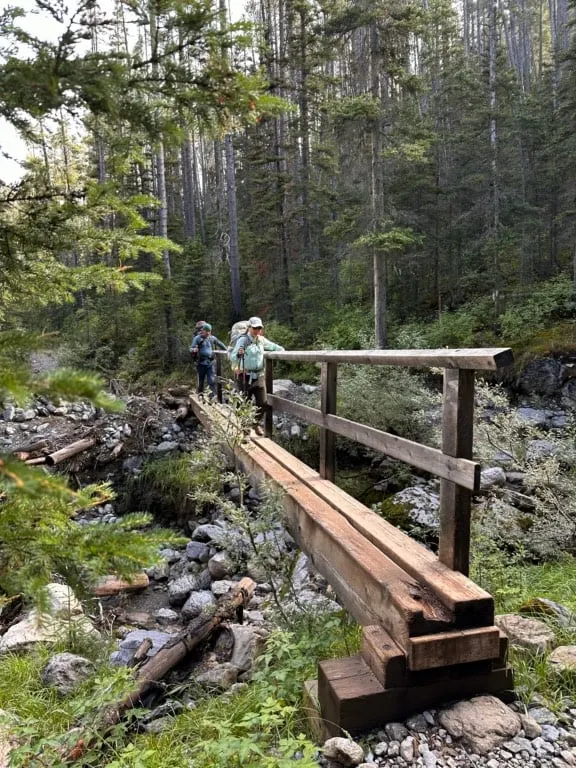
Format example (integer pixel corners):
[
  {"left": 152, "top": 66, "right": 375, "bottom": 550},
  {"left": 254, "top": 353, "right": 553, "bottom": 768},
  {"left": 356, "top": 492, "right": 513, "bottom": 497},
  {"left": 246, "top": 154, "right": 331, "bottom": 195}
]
[{"left": 315, "top": 655, "right": 514, "bottom": 739}]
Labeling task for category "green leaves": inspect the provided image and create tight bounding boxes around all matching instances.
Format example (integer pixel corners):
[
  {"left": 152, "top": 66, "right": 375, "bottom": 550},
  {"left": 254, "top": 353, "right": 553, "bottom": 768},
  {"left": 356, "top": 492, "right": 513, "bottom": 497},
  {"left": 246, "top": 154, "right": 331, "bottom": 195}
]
[{"left": 353, "top": 226, "right": 424, "bottom": 253}]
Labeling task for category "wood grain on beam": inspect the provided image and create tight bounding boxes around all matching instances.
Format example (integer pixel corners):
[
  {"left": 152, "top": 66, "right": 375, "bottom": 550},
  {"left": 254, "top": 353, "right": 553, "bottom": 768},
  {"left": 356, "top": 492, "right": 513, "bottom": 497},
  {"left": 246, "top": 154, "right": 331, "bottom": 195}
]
[{"left": 253, "top": 437, "right": 493, "bottom": 627}]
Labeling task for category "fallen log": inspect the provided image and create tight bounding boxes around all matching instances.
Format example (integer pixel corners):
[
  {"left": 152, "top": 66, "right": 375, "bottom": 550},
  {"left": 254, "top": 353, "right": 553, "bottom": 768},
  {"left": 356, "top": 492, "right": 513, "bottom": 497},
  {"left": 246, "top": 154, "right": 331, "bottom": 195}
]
[
  {"left": 45, "top": 438, "right": 96, "bottom": 467},
  {"left": 67, "top": 578, "right": 255, "bottom": 761},
  {"left": 15, "top": 452, "right": 30, "bottom": 461},
  {"left": 92, "top": 572, "right": 150, "bottom": 596},
  {"left": 25, "top": 457, "right": 46, "bottom": 466},
  {"left": 131, "top": 638, "right": 153, "bottom": 666}
]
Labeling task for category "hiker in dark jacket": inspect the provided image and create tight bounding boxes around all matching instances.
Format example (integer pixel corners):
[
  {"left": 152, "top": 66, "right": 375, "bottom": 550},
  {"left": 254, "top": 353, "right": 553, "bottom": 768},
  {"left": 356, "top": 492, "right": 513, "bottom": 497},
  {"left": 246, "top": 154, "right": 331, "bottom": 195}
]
[{"left": 190, "top": 323, "right": 227, "bottom": 399}]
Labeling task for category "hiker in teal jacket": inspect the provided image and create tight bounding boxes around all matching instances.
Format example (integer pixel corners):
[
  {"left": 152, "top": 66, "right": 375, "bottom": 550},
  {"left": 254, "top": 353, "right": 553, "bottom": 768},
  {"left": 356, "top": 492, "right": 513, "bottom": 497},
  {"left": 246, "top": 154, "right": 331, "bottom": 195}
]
[
  {"left": 229, "top": 316, "right": 284, "bottom": 435},
  {"left": 190, "top": 323, "right": 227, "bottom": 399}
]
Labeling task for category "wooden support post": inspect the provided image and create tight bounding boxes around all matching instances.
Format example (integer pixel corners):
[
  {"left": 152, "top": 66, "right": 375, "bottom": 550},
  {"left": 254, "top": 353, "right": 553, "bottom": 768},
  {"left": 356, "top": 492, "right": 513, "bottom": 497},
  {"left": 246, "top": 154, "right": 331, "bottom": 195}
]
[
  {"left": 439, "top": 368, "right": 475, "bottom": 575},
  {"left": 319, "top": 362, "right": 337, "bottom": 482},
  {"left": 216, "top": 354, "right": 223, "bottom": 403},
  {"left": 265, "top": 357, "right": 274, "bottom": 438}
]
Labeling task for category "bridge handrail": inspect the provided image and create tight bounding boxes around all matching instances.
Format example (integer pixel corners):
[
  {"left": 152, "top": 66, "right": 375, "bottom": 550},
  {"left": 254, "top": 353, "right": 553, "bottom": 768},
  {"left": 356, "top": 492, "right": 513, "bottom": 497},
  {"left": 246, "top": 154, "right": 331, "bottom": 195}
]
[
  {"left": 214, "top": 345, "right": 513, "bottom": 575},
  {"left": 263, "top": 347, "right": 513, "bottom": 370}
]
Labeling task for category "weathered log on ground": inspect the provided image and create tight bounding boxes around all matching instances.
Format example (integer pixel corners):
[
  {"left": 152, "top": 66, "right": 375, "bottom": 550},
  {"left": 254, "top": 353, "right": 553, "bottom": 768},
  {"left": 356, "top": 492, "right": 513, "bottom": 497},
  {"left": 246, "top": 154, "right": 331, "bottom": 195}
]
[
  {"left": 25, "top": 457, "right": 46, "bottom": 466},
  {"left": 92, "top": 573, "right": 150, "bottom": 596},
  {"left": 67, "top": 578, "right": 255, "bottom": 762},
  {"left": 45, "top": 438, "right": 96, "bottom": 467}
]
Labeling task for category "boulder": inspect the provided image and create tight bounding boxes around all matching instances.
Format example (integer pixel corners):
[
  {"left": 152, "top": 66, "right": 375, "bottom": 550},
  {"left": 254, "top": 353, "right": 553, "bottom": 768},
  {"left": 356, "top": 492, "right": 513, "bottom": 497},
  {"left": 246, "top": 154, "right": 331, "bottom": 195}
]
[
  {"left": 390, "top": 486, "right": 439, "bottom": 528},
  {"left": 154, "top": 441, "right": 179, "bottom": 453},
  {"left": 271, "top": 379, "right": 297, "bottom": 399},
  {"left": 185, "top": 541, "right": 210, "bottom": 563},
  {"left": 292, "top": 552, "right": 311, "bottom": 591},
  {"left": 168, "top": 574, "right": 199, "bottom": 606},
  {"left": 480, "top": 467, "right": 507, "bottom": 490},
  {"left": 181, "top": 590, "right": 216, "bottom": 620},
  {"left": 519, "top": 598, "right": 574, "bottom": 627},
  {"left": 518, "top": 358, "right": 564, "bottom": 397},
  {"left": 40, "top": 653, "right": 94, "bottom": 696},
  {"left": 195, "top": 662, "right": 238, "bottom": 691},
  {"left": 438, "top": 695, "right": 521, "bottom": 754},
  {"left": 192, "top": 524, "right": 228, "bottom": 545},
  {"left": 208, "top": 551, "right": 235, "bottom": 580},
  {"left": 323, "top": 737, "right": 365, "bottom": 766},
  {"left": 0, "top": 611, "right": 100, "bottom": 654},
  {"left": 495, "top": 614, "right": 555, "bottom": 653},
  {"left": 548, "top": 645, "right": 576, "bottom": 673},
  {"left": 45, "top": 583, "right": 83, "bottom": 617},
  {"left": 211, "top": 580, "right": 237, "bottom": 598},
  {"left": 230, "top": 625, "right": 266, "bottom": 672}
]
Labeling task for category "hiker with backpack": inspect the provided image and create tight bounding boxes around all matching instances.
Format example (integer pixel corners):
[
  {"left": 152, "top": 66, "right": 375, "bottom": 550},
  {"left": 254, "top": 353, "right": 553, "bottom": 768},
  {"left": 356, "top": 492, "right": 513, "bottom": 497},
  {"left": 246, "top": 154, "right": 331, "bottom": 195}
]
[
  {"left": 228, "top": 317, "right": 285, "bottom": 435},
  {"left": 190, "top": 323, "right": 227, "bottom": 399}
]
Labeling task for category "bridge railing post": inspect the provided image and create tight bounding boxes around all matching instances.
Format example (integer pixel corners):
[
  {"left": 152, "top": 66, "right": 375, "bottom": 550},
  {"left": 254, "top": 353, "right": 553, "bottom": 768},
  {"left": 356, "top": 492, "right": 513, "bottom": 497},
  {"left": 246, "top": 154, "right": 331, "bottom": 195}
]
[
  {"left": 439, "top": 368, "right": 475, "bottom": 575},
  {"left": 319, "top": 362, "right": 337, "bottom": 482},
  {"left": 216, "top": 354, "right": 223, "bottom": 404},
  {"left": 264, "top": 357, "right": 274, "bottom": 437}
]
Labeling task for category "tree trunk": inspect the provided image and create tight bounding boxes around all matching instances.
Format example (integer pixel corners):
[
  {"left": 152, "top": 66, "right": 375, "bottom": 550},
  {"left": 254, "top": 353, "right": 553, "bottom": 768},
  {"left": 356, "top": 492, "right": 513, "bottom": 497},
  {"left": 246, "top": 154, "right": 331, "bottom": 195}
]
[
  {"left": 370, "top": 21, "right": 386, "bottom": 349},
  {"left": 225, "top": 134, "right": 243, "bottom": 320}
]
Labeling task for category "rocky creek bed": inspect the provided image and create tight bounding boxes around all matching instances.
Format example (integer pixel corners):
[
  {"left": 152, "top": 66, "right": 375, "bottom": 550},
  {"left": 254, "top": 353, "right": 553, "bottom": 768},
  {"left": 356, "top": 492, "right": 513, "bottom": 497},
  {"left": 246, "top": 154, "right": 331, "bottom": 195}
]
[{"left": 3, "top": 361, "right": 576, "bottom": 766}]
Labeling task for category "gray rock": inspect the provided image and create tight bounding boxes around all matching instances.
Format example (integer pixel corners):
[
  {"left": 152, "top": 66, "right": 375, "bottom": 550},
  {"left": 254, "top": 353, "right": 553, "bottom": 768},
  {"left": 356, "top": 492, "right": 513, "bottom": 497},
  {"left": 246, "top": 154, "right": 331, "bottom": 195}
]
[
  {"left": 154, "top": 441, "right": 179, "bottom": 453},
  {"left": 208, "top": 551, "right": 235, "bottom": 580},
  {"left": 186, "top": 541, "right": 210, "bottom": 563},
  {"left": 1, "top": 406, "right": 15, "bottom": 422},
  {"left": 541, "top": 724, "right": 561, "bottom": 742},
  {"left": 373, "top": 742, "right": 388, "bottom": 757},
  {"left": 155, "top": 608, "right": 179, "bottom": 625},
  {"left": 292, "top": 552, "right": 311, "bottom": 591},
  {"left": 211, "top": 579, "right": 237, "bottom": 598},
  {"left": 502, "top": 736, "right": 533, "bottom": 754},
  {"left": 115, "top": 629, "right": 172, "bottom": 666},
  {"left": 159, "top": 548, "right": 181, "bottom": 565},
  {"left": 516, "top": 407, "right": 549, "bottom": 427},
  {"left": 168, "top": 575, "right": 199, "bottom": 606},
  {"left": 181, "top": 590, "right": 216, "bottom": 620},
  {"left": 518, "top": 359, "right": 564, "bottom": 396},
  {"left": 247, "top": 560, "right": 268, "bottom": 583},
  {"left": 526, "top": 439, "right": 559, "bottom": 461},
  {"left": 385, "top": 723, "right": 410, "bottom": 742},
  {"left": 195, "top": 662, "right": 238, "bottom": 691},
  {"left": 439, "top": 695, "right": 521, "bottom": 754},
  {"left": 230, "top": 625, "right": 266, "bottom": 672},
  {"left": 285, "top": 589, "right": 341, "bottom": 615},
  {"left": 495, "top": 614, "right": 555, "bottom": 653},
  {"left": 520, "top": 598, "right": 574, "bottom": 627},
  {"left": 399, "top": 735, "right": 415, "bottom": 761},
  {"left": 387, "top": 740, "right": 400, "bottom": 757},
  {"left": 192, "top": 524, "right": 228, "bottom": 544},
  {"left": 528, "top": 706, "right": 557, "bottom": 725},
  {"left": 519, "top": 713, "right": 542, "bottom": 739},
  {"left": 390, "top": 486, "right": 439, "bottom": 528},
  {"left": 272, "top": 379, "right": 297, "bottom": 399},
  {"left": 480, "top": 467, "right": 507, "bottom": 490},
  {"left": 145, "top": 561, "right": 170, "bottom": 582},
  {"left": 562, "top": 380, "right": 576, "bottom": 404},
  {"left": 406, "top": 713, "right": 429, "bottom": 733},
  {"left": 142, "top": 716, "right": 173, "bottom": 734},
  {"left": 290, "top": 424, "right": 302, "bottom": 438},
  {"left": 0, "top": 611, "right": 99, "bottom": 654},
  {"left": 549, "top": 646, "right": 576, "bottom": 673},
  {"left": 323, "top": 736, "right": 365, "bottom": 766},
  {"left": 40, "top": 653, "right": 94, "bottom": 696}
]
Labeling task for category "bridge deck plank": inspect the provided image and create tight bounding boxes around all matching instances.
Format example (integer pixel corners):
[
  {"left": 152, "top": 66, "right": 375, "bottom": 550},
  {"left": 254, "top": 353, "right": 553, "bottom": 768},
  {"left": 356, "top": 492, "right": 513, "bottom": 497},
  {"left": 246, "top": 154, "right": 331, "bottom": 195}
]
[{"left": 252, "top": 436, "right": 493, "bottom": 627}]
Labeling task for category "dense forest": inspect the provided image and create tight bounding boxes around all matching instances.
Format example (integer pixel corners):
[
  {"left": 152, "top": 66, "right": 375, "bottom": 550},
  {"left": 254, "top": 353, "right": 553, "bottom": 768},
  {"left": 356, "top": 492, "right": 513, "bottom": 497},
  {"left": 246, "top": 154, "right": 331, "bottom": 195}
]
[{"left": 2, "top": 0, "right": 576, "bottom": 379}]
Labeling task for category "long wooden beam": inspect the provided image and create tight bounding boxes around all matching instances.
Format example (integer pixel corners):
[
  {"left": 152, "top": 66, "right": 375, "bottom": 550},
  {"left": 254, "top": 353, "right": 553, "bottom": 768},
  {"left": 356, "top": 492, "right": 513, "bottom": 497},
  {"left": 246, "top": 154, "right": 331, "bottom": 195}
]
[
  {"left": 265, "top": 348, "right": 514, "bottom": 370},
  {"left": 267, "top": 394, "right": 480, "bottom": 492},
  {"left": 253, "top": 436, "right": 493, "bottom": 627},
  {"left": 189, "top": 397, "right": 454, "bottom": 649}
]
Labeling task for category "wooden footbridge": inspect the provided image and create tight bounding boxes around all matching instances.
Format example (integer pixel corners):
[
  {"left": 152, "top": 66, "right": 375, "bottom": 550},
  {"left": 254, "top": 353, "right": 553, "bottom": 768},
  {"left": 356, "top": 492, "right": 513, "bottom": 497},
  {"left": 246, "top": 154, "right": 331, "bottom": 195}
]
[{"left": 190, "top": 347, "right": 515, "bottom": 738}]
